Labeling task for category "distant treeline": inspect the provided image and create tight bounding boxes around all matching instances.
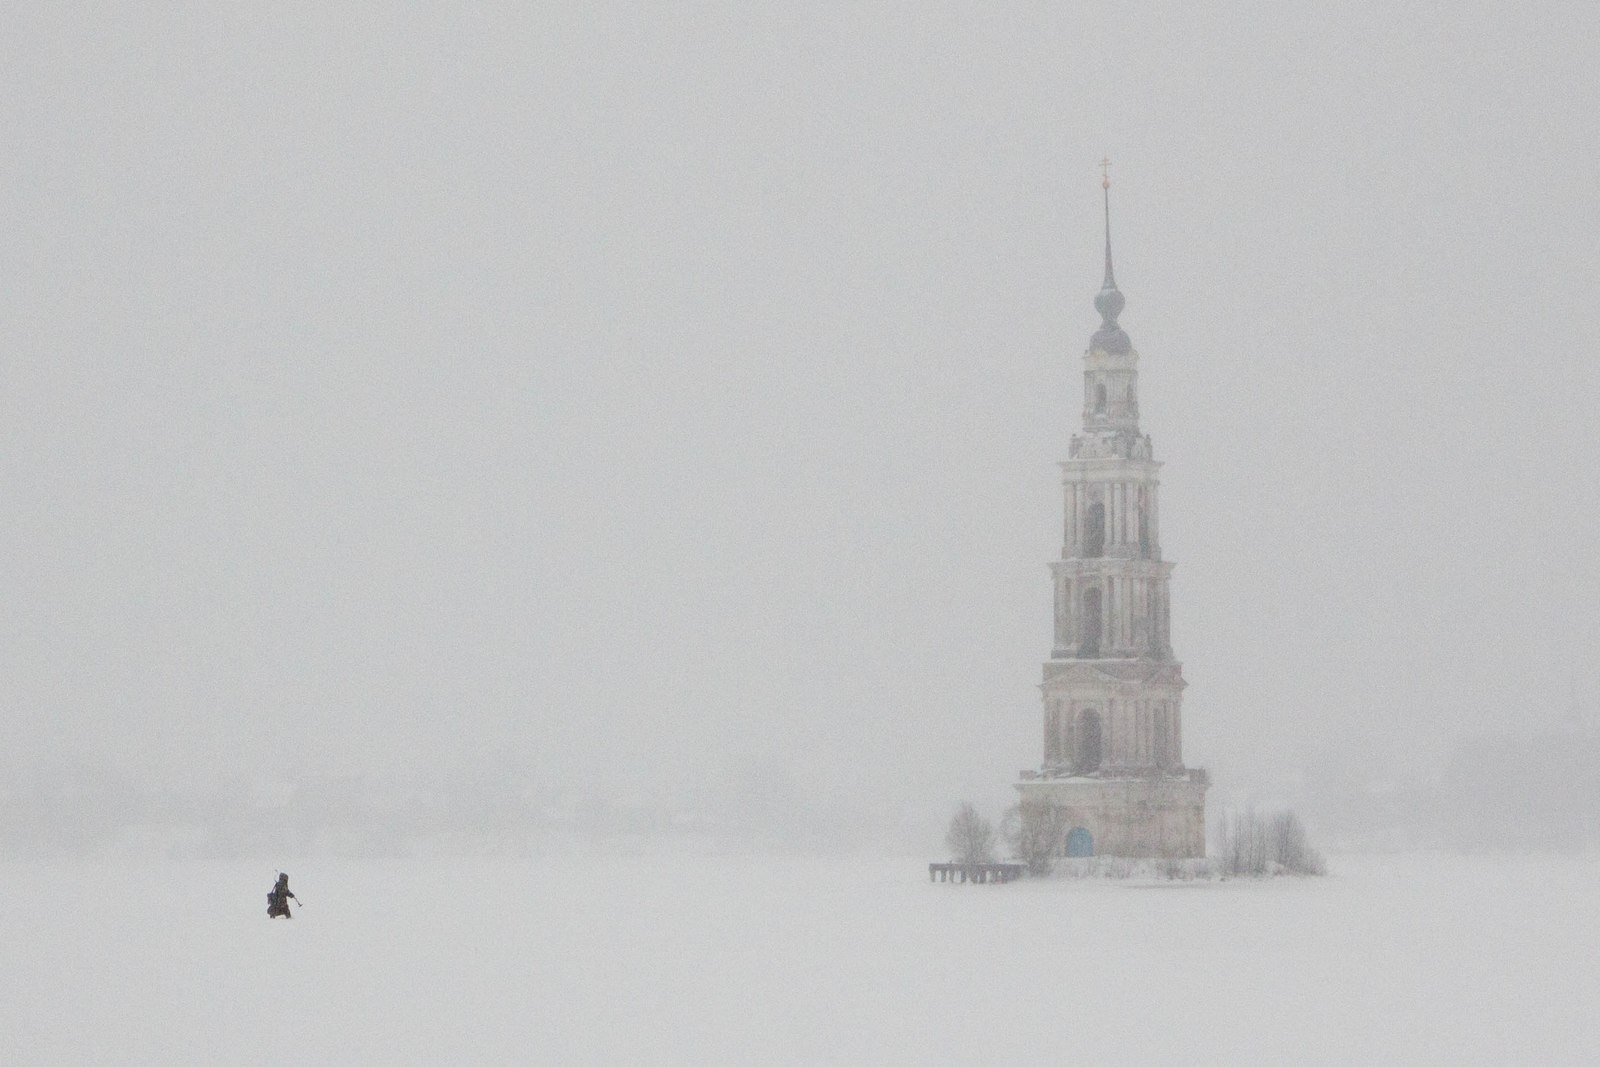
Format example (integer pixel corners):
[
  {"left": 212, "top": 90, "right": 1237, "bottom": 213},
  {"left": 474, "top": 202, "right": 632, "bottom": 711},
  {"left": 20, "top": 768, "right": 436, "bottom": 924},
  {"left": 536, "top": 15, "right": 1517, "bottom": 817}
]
[
  {"left": 0, "top": 763, "right": 888, "bottom": 859},
  {"left": 1298, "top": 723, "right": 1600, "bottom": 853}
]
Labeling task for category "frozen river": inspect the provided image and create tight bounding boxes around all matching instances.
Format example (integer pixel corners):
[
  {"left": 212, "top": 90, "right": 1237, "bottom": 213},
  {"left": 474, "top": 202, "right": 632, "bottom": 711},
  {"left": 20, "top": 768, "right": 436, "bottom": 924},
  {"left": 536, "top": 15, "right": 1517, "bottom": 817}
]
[{"left": 3, "top": 851, "right": 1596, "bottom": 1064}]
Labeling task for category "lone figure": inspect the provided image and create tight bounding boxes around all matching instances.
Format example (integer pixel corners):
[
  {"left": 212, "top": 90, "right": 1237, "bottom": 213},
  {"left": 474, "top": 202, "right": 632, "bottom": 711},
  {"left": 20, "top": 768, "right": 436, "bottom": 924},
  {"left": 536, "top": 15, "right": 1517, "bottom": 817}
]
[{"left": 267, "top": 872, "right": 298, "bottom": 919}]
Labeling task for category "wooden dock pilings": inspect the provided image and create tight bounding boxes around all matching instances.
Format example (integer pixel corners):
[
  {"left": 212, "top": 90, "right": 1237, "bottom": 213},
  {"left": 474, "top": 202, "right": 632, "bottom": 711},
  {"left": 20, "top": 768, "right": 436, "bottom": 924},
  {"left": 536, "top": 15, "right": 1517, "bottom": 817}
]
[{"left": 928, "top": 862, "right": 1025, "bottom": 884}]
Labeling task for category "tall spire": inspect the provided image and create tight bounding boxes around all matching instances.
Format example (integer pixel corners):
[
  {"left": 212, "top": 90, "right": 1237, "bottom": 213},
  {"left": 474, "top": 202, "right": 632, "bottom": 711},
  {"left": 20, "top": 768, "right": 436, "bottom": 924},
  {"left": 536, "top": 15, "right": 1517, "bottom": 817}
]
[
  {"left": 1101, "top": 158, "right": 1117, "bottom": 290},
  {"left": 1091, "top": 158, "right": 1130, "bottom": 354}
]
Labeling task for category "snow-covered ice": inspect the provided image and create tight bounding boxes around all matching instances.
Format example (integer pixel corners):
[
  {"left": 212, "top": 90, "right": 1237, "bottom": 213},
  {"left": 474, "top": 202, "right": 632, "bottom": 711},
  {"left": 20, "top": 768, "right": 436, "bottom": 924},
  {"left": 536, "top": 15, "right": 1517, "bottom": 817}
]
[{"left": 3, "top": 852, "right": 1596, "bottom": 1064}]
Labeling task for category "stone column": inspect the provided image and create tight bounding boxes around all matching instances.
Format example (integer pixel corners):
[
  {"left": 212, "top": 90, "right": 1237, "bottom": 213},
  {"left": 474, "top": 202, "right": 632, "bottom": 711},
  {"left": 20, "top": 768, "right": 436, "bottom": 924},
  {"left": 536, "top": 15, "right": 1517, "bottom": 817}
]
[
  {"left": 1120, "top": 578, "right": 1130, "bottom": 647},
  {"left": 1064, "top": 702, "right": 1076, "bottom": 766},
  {"left": 1174, "top": 701, "right": 1183, "bottom": 765},
  {"left": 1074, "top": 483, "right": 1085, "bottom": 554},
  {"left": 1152, "top": 484, "right": 1160, "bottom": 554}
]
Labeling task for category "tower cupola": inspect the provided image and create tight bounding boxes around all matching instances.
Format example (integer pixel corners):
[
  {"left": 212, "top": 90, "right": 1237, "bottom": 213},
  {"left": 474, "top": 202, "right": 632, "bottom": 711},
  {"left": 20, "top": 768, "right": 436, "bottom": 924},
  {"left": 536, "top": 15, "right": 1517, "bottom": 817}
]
[
  {"left": 1090, "top": 167, "right": 1130, "bottom": 356},
  {"left": 1079, "top": 164, "right": 1142, "bottom": 441}
]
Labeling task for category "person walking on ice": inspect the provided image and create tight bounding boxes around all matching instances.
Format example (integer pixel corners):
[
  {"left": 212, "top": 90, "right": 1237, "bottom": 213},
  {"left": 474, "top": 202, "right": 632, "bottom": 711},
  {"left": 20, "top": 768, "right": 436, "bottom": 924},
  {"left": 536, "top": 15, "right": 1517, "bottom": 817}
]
[{"left": 267, "top": 872, "right": 299, "bottom": 919}]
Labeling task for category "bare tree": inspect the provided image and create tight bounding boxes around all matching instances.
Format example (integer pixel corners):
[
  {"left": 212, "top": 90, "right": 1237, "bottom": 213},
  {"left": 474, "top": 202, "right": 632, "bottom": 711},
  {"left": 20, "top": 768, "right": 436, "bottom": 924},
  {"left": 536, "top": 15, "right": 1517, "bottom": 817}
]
[
  {"left": 1219, "top": 807, "right": 1269, "bottom": 876},
  {"left": 1002, "top": 799, "right": 1072, "bottom": 876},
  {"left": 945, "top": 801, "right": 996, "bottom": 865},
  {"left": 1268, "top": 809, "right": 1326, "bottom": 875},
  {"left": 1217, "top": 807, "right": 1326, "bottom": 876}
]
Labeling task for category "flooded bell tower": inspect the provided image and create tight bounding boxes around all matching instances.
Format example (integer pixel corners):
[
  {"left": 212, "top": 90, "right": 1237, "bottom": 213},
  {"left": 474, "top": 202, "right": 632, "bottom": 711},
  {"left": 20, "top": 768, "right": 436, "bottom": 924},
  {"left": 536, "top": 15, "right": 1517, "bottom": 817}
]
[{"left": 1015, "top": 167, "right": 1208, "bottom": 858}]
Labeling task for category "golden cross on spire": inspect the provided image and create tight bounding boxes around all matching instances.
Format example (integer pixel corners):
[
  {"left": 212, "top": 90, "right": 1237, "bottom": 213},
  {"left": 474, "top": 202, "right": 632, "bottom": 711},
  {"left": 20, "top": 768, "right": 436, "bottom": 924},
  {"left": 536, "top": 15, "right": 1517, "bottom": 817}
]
[{"left": 1100, "top": 156, "right": 1111, "bottom": 189}]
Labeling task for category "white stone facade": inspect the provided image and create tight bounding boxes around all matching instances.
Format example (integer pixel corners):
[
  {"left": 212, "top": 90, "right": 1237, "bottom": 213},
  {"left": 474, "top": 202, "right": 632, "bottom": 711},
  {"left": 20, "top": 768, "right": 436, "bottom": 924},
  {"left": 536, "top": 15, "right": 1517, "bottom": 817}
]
[
  {"left": 1016, "top": 776, "right": 1207, "bottom": 859},
  {"left": 1015, "top": 211, "right": 1208, "bottom": 859}
]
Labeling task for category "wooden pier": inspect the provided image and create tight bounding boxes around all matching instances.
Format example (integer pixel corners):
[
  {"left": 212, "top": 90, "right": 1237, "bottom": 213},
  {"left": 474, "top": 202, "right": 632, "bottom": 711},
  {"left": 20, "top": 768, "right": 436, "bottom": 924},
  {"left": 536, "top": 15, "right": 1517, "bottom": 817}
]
[{"left": 928, "top": 862, "right": 1025, "bottom": 884}]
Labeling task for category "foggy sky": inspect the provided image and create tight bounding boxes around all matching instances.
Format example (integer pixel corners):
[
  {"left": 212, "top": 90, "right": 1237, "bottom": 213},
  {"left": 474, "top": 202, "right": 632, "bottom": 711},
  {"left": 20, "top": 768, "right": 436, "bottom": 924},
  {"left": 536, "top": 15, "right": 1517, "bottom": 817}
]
[{"left": 4, "top": 3, "right": 1598, "bottom": 825}]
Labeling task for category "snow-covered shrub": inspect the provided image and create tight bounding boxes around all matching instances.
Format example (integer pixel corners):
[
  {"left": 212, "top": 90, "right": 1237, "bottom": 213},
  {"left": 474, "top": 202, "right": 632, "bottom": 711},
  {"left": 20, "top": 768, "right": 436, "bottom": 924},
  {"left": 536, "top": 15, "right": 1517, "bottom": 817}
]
[
  {"left": 1052, "top": 856, "right": 1214, "bottom": 880},
  {"left": 1102, "top": 856, "right": 1136, "bottom": 879}
]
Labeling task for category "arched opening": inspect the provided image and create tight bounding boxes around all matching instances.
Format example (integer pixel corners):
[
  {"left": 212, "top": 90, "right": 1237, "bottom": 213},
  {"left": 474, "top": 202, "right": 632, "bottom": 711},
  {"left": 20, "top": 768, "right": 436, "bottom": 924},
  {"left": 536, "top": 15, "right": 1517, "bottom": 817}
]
[
  {"left": 1065, "top": 827, "right": 1094, "bottom": 858},
  {"left": 1084, "top": 502, "right": 1105, "bottom": 558},
  {"left": 1094, "top": 384, "right": 1107, "bottom": 413},
  {"left": 1075, "top": 709, "right": 1103, "bottom": 774},
  {"left": 1080, "top": 587, "right": 1102, "bottom": 658}
]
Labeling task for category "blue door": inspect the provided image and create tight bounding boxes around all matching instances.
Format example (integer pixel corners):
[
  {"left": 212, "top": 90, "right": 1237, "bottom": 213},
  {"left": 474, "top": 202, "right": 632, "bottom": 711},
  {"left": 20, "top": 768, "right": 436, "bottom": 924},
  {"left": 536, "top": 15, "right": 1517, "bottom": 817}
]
[{"left": 1066, "top": 827, "right": 1094, "bottom": 857}]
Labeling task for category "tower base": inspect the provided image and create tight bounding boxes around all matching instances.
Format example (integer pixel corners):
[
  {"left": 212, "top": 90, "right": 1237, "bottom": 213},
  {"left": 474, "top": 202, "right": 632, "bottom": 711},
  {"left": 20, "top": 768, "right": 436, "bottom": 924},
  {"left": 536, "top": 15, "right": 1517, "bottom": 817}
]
[{"left": 1015, "top": 772, "right": 1208, "bottom": 859}]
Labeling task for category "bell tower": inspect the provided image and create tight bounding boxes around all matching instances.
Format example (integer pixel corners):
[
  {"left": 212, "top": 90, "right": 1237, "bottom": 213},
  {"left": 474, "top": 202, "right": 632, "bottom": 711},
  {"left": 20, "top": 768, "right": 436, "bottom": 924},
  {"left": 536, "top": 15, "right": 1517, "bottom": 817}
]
[{"left": 1016, "top": 167, "right": 1208, "bottom": 859}]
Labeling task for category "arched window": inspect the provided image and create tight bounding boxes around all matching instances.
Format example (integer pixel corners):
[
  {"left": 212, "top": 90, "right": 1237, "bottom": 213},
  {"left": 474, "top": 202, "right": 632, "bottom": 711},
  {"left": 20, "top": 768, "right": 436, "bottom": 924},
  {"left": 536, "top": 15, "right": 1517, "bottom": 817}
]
[
  {"left": 1075, "top": 709, "right": 1103, "bottom": 774},
  {"left": 1080, "top": 586, "right": 1102, "bottom": 658},
  {"left": 1094, "top": 384, "right": 1107, "bottom": 413},
  {"left": 1084, "top": 502, "right": 1105, "bottom": 558}
]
